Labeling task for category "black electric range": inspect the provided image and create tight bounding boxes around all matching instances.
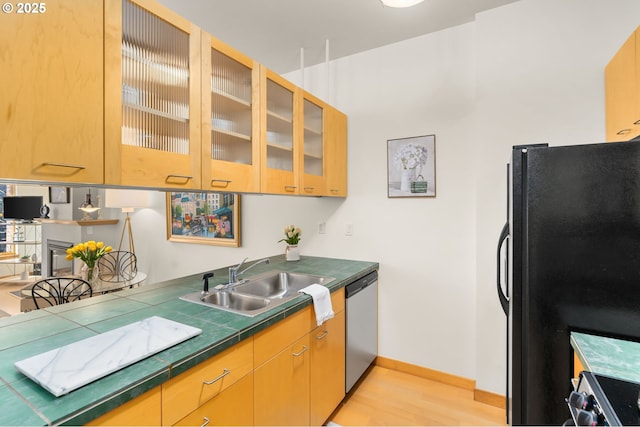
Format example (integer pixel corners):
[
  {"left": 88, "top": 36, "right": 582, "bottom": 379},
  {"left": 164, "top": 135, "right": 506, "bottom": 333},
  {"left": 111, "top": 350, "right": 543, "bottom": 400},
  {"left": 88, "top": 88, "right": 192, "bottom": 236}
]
[{"left": 567, "top": 371, "right": 640, "bottom": 426}]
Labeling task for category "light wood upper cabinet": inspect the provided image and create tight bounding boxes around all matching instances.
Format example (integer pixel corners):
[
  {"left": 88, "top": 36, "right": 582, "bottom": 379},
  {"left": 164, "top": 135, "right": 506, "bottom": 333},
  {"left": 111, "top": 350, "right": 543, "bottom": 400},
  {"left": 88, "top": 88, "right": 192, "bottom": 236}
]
[
  {"left": 260, "top": 68, "right": 300, "bottom": 195},
  {"left": 201, "top": 34, "right": 261, "bottom": 193},
  {"left": 300, "top": 93, "right": 327, "bottom": 196},
  {"left": 104, "top": 0, "right": 202, "bottom": 189},
  {"left": 325, "top": 107, "right": 348, "bottom": 197},
  {"left": 0, "top": 0, "right": 104, "bottom": 184},
  {"left": 605, "top": 26, "right": 640, "bottom": 142}
]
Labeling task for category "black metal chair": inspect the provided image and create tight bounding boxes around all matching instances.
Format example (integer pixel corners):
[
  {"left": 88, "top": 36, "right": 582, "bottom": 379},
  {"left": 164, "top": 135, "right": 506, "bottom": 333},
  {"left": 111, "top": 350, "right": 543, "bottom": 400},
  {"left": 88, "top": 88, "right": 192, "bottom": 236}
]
[
  {"left": 30, "top": 277, "right": 92, "bottom": 309},
  {"left": 97, "top": 251, "right": 138, "bottom": 283}
]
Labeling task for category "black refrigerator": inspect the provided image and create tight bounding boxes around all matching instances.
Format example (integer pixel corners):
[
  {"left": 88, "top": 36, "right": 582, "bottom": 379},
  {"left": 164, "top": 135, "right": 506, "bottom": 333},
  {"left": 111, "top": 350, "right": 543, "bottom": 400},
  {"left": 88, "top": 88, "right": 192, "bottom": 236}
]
[{"left": 497, "top": 141, "right": 640, "bottom": 425}]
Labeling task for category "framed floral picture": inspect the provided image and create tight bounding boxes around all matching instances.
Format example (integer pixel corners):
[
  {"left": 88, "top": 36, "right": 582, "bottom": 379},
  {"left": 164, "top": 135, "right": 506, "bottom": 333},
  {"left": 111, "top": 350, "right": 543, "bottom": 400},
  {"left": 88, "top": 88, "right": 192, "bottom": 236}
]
[
  {"left": 166, "top": 192, "right": 240, "bottom": 247},
  {"left": 387, "top": 134, "right": 436, "bottom": 198}
]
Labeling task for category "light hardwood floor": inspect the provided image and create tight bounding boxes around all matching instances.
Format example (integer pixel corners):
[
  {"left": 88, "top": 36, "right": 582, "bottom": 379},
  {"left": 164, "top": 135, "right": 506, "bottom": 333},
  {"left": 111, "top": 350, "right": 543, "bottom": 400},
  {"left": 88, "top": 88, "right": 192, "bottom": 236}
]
[{"left": 330, "top": 366, "right": 506, "bottom": 426}]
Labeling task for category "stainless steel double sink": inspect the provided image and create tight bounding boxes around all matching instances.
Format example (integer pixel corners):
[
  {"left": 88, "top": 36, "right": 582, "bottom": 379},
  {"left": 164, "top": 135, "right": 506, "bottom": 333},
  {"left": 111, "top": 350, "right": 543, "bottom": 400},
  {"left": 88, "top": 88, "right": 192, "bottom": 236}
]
[{"left": 180, "top": 270, "right": 334, "bottom": 317}]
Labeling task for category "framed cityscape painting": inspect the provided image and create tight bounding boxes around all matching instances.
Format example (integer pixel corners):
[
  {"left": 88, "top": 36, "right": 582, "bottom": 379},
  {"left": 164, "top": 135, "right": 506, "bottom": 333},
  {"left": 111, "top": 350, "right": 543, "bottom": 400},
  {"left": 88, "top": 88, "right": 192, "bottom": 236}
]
[
  {"left": 387, "top": 134, "right": 436, "bottom": 198},
  {"left": 166, "top": 192, "right": 240, "bottom": 247}
]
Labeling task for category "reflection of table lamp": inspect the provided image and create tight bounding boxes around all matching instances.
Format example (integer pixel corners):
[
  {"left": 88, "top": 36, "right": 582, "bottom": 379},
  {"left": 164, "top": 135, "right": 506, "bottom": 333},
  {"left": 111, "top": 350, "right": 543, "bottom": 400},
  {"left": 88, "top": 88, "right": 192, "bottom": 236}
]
[{"left": 104, "top": 189, "right": 149, "bottom": 254}]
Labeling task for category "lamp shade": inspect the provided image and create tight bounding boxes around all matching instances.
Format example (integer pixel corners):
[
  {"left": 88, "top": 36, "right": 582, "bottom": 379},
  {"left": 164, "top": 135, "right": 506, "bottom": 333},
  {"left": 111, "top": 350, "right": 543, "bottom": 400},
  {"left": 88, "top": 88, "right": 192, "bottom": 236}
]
[
  {"left": 105, "top": 189, "right": 149, "bottom": 211},
  {"left": 380, "top": 0, "right": 425, "bottom": 7}
]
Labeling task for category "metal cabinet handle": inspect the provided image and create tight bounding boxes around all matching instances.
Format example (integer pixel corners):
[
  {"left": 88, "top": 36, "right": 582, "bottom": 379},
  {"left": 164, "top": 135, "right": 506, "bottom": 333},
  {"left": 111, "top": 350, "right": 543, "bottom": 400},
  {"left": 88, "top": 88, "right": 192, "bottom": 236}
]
[
  {"left": 284, "top": 185, "right": 297, "bottom": 192},
  {"left": 330, "top": 189, "right": 340, "bottom": 193},
  {"left": 634, "top": 119, "right": 640, "bottom": 125},
  {"left": 200, "top": 417, "right": 210, "bottom": 427},
  {"left": 617, "top": 129, "right": 632, "bottom": 135},
  {"left": 203, "top": 368, "right": 230, "bottom": 385},
  {"left": 315, "top": 330, "right": 329, "bottom": 340},
  {"left": 211, "top": 179, "right": 232, "bottom": 187},
  {"left": 292, "top": 345, "right": 308, "bottom": 357},
  {"left": 40, "top": 162, "right": 86, "bottom": 170},
  {"left": 166, "top": 174, "right": 193, "bottom": 184},
  {"left": 304, "top": 187, "right": 315, "bottom": 192}
]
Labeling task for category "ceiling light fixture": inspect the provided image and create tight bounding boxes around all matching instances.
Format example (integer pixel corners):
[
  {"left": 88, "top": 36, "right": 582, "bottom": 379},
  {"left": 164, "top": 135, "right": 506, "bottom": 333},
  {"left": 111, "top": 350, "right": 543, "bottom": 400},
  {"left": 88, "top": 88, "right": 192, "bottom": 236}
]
[
  {"left": 380, "top": 0, "right": 425, "bottom": 8},
  {"left": 79, "top": 189, "right": 100, "bottom": 220}
]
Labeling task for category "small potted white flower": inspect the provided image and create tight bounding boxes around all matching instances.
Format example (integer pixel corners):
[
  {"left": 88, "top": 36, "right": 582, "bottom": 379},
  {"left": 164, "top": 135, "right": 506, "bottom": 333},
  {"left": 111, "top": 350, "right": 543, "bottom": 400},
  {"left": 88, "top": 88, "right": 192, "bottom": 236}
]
[{"left": 278, "top": 225, "right": 302, "bottom": 261}]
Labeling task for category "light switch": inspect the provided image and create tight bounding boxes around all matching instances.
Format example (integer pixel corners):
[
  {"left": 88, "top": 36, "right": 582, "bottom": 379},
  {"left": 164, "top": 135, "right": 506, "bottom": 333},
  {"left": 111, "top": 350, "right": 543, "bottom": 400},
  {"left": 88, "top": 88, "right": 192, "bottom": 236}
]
[
  {"left": 345, "top": 223, "right": 353, "bottom": 236},
  {"left": 318, "top": 222, "right": 326, "bottom": 234}
]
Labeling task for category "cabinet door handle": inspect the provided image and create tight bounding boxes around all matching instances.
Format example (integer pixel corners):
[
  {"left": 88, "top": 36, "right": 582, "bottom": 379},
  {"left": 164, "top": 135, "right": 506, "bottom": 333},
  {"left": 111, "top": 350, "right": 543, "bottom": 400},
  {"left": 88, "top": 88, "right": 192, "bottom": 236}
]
[
  {"left": 617, "top": 129, "right": 632, "bottom": 135},
  {"left": 292, "top": 345, "right": 308, "bottom": 357},
  {"left": 635, "top": 120, "right": 640, "bottom": 125},
  {"left": 203, "top": 368, "right": 230, "bottom": 385},
  {"left": 165, "top": 174, "right": 193, "bottom": 184},
  {"left": 330, "top": 188, "right": 340, "bottom": 193},
  {"left": 315, "top": 330, "right": 329, "bottom": 340},
  {"left": 200, "top": 417, "right": 210, "bottom": 427},
  {"left": 211, "top": 179, "right": 232, "bottom": 187},
  {"left": 40, "top": 162, "right": 86, "bottom": 170},
  {"left": 304, "top": 187, "right": 315, "bottom": 192},
  {"left": 284, "top": 185, "right": 297, "bottom": 192}
]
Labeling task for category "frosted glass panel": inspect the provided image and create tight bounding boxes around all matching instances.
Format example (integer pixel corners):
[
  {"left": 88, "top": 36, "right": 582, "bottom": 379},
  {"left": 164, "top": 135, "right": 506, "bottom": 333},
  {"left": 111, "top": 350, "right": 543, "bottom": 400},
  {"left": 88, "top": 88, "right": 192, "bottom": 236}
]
[
  {"left": 266, "top": 79, "right": 293, "bottom": 171},
  {"left": 211, "top": 49, "right": 252, "bottom": 164},
  {"left": 121, "top": 0, "right": 190, "bottom": 155},
  {"left": 304, "top": 99, "right": 323, "bottom": 176}
]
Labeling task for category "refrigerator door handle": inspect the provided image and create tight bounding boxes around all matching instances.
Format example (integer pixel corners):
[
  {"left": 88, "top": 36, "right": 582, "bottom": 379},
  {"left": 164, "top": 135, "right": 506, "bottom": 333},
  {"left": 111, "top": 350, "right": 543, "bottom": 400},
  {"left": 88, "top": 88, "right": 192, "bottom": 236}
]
[{"left": 497, "top": 222, "right": 509, "bottom": 315}]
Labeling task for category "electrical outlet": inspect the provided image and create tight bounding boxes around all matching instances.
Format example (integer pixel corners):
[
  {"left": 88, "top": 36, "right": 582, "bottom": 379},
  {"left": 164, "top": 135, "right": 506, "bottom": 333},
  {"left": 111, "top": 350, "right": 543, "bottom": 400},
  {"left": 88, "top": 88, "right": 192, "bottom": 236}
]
[
  {"left": 318, "top": 222, "right": 326, "bottom": 234},
  {"left": 345, "top": 223, "right": 353, "bottom": 236}
]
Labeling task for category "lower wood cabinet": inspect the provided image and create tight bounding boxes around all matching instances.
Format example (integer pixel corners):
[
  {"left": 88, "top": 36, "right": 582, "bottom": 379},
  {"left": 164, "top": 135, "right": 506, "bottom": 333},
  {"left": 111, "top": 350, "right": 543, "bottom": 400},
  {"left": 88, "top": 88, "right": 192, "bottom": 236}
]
[
  {"left": 86, "top": 386, "right": 161, "bottom": 426},
  {"left": 254, "top": 335, "right": 311, "bottom": 426},
  {"left": 86, "top": 289, "right": 346, "bottom": 427},
  {"left": 310, "top": 309, "right": 346, "bottom": 425},
  {"left": 254, "top": 288, "right": 346, "bottom": 426},
  {"left": 162, "top": 338, "right": 253, "bottom": 426},
  {"left": 174, "top": 373, "right": 254, "bottom": 426}
]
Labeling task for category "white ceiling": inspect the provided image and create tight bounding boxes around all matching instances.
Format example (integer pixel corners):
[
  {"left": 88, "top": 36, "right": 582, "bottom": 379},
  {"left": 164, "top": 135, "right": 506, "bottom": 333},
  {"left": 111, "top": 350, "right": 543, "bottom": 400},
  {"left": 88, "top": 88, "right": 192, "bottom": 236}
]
[{"left": 156, "top": 0, "right": 520, "bottom": 74}]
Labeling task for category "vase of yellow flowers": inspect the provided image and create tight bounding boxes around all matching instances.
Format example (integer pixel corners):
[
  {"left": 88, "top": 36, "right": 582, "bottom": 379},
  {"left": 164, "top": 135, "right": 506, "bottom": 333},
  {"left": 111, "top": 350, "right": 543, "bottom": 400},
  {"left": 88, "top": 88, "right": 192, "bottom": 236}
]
[
  {"left": 66, "top": 240, "right": 112, "bottom": 285},
  {"left": 278, "top": 225, "right": 301, "bottom": 261}
]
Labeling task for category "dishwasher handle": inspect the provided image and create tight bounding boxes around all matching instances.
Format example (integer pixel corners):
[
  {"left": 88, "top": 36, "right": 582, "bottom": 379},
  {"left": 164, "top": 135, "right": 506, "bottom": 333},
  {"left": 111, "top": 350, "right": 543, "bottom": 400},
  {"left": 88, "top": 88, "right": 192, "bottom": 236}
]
[{"left": 345, "top": 271, "right": 378, "bottom": 298}]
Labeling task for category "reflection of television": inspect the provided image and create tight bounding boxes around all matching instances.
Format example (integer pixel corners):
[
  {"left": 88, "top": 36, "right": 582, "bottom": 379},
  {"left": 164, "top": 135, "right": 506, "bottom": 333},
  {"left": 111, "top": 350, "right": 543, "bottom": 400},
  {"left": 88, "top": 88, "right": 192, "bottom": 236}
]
[{"left": 2, "top": 196, "right": 43, "bottom": 221}]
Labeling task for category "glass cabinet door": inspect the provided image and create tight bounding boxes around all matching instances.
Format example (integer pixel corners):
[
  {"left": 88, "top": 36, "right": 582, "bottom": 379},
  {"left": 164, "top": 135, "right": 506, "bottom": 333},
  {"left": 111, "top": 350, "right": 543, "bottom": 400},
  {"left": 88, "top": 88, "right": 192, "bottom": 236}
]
[
  {"left": 300, "top": 95, "right": 326, "bottom": 195},
  {"left": 104, "top": 0, "right": 201, "bottom": 189},
  {"left": 261, "top": 70, "right": 298, "bottom": 194},
  {"left": 202, "top": 35, "right": 260, "bottom": 192}
]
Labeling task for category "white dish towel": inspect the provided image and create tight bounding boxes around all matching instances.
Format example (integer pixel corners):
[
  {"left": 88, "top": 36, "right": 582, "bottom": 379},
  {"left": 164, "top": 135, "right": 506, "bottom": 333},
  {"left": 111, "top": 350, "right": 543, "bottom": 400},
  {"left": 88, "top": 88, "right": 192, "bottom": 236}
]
[{"left": 299, "top": 284, "right": 334, "bottom": 326}]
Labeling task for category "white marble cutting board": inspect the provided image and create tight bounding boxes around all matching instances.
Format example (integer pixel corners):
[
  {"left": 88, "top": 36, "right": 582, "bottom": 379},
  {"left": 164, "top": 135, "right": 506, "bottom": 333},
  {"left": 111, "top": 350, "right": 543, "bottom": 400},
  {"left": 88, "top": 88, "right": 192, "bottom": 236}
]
[{"left": 14, "top": 316, "right": 202, "bottom": 397}]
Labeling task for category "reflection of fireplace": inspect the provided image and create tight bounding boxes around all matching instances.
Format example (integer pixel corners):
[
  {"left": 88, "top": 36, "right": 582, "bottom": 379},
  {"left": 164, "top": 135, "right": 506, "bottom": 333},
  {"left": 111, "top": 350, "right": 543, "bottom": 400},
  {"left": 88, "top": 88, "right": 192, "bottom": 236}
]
[{"left": 47, "top": 240, "right": 73, "bottom": 277}]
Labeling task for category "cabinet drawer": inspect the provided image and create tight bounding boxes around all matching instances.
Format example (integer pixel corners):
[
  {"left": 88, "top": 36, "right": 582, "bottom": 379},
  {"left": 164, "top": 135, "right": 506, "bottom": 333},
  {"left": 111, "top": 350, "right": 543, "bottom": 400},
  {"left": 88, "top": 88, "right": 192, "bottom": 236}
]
[
  {"left": 254, "top": 306, "right": 312, "bottom": 367},
  {"left": 174, "top": 373, "right": 253, "bottom": 426},
  {"left": 162, "top": 338, "right": 253, "bottom": 426}
]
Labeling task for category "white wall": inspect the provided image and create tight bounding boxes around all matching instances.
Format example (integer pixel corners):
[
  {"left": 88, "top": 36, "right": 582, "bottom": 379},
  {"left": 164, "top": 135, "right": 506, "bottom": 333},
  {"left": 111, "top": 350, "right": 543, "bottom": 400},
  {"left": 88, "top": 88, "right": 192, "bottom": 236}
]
[{"left": 293, "top": 0, "right": 640, "bottom": 394}]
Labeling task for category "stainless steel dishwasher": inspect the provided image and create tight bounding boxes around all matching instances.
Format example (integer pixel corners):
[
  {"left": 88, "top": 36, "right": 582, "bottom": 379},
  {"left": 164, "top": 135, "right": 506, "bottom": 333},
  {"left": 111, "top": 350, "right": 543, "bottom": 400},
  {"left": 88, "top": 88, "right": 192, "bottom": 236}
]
[{"left": 345, "top": 270, "right": 378, "bottom": 392}]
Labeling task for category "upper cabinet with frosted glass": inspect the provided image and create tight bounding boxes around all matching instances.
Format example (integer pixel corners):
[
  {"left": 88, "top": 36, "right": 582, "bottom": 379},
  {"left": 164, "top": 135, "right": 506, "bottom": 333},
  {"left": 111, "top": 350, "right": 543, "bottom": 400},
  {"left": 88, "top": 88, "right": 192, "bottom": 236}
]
[
  {"left": 261, "top": 69, "right": 300, "bottom": 195},
  {"left": 300, "top": 92, "right": 326, "bottom": 196},
  {"left": 104, "top": 0, "right": 202, "bottom": 189},
  {"left": 201, "top": 34, "right": 260, "bottom": 193},
  {"left": 0, "top": 1, "right": 104, "bottom": 184}
]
